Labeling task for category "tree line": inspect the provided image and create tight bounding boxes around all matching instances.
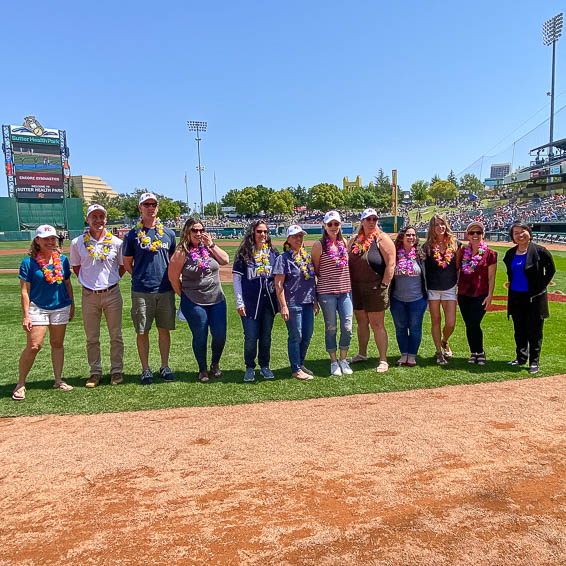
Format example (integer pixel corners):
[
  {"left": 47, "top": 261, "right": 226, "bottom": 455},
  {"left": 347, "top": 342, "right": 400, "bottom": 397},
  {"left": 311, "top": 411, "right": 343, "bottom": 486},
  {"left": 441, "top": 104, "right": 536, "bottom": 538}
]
[{"left": 410, "top": 171, "right": 484, "bottom": 204}]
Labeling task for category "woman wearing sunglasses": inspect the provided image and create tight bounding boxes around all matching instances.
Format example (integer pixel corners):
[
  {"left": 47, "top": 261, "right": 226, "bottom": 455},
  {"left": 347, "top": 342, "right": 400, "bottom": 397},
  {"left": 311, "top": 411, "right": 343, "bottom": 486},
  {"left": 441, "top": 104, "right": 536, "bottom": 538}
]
[
  {"left": 311, "top": 211, "right": 353, "bottom": 376},
  {"left": 456, "top": 222, "right": 497, "bottom": 365},
  {"left": 232, "top": 221, "right": 279, "bottom": 382},
  {"left": 168, "top": 218, "right": 229, "bottom": 382},
  {"left": 347, "top": 208, "right": 396, "bottom": 373}
]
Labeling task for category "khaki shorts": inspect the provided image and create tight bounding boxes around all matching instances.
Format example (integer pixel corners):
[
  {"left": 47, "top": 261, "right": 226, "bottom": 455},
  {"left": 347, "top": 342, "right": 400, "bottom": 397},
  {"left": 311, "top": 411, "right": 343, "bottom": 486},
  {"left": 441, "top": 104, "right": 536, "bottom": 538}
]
[
  {"left": 351, "top": 284, "right": 390, "bottom": 313},
  {"left": 29, "top": 302, "right": 71, "bottom": 326},
  {"left": 131, "top": 291, "right": 176, "bottom": 334}
]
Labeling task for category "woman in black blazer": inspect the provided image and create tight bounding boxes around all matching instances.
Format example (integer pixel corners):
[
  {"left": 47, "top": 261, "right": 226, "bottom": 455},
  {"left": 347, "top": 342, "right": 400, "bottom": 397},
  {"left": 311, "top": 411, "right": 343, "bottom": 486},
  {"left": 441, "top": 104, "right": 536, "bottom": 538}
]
[{"left": 503, "top": 222, "right": 556, "bottom": 374}]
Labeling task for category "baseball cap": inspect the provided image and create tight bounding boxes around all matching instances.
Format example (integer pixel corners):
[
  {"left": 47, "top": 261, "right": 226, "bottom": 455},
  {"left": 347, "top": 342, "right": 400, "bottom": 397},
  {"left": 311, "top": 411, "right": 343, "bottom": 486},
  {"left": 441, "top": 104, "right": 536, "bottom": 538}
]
[
  {"left": 86, "top": 204, "right": 107, "bottom": 217},
  {"left": 35, "top": 225, "right": 57, "bottom": 238},
  {"left": 323, "top": 210, "right": 342, "bottom": 224},
  {"left": 139, "top": 192, "right": 158, "bottom": 205},
  {"left": 360, "top": 208, "right": 378, "bottom": 221},
  {"left": 466, "top": 221, "right": 485, "bottom": 233},
  {"left": 286, "top": 225, "right": 307, "bottom": 237}
]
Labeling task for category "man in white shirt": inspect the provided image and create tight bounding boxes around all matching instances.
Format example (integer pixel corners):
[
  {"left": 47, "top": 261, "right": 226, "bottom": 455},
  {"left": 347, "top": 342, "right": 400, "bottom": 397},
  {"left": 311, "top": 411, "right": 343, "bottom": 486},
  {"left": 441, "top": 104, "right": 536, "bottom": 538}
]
[{"left": 70, "top": 204, "right": 125, "bottom": 387}]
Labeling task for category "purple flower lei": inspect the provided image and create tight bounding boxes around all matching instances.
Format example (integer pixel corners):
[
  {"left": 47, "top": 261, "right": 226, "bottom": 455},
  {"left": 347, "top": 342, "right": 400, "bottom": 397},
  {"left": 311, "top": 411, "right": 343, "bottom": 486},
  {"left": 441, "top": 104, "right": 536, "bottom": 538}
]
[
  {"left": 325, "top": 238, "right": 348, "bottom": 267},
  {"left": 190, "top": 243, "right": 211, "bottom": 270},
  {"left": 461, "top": 241, "right": 487, "bottom": 274},
  {"left": 395, "top": 247, "right": 417, "bottom": 276}
]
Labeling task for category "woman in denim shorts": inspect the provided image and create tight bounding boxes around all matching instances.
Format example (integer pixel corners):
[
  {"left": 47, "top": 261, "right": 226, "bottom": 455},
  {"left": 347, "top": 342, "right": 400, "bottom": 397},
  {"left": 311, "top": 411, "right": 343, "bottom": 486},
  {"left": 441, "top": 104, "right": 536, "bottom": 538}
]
[{"left": 13, "top": 225, "right": 75, "bottom": 400}]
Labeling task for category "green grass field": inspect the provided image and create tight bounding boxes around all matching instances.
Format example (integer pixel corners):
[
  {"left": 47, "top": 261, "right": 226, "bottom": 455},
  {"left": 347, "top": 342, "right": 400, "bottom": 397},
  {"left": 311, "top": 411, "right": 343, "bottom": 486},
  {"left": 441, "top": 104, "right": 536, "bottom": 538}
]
[{"left": 0, "top": 246, "right": 564, "bottom": 418}]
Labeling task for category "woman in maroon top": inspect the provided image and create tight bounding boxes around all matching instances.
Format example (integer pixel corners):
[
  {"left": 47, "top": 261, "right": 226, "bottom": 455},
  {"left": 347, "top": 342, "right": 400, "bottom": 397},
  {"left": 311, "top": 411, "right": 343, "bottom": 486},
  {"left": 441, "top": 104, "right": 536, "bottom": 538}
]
[{"left": 456, "top": 222, "right": 497, "bottom": 365}]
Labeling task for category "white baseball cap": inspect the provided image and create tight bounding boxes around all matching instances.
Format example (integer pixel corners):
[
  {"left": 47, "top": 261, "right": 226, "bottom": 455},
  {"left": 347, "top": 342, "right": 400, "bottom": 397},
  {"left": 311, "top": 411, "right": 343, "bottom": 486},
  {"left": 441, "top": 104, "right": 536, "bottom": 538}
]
[
  {"left": 286, "top": 224, "right": 307, "bottom": 237},
  {"left": 139, "top": 192, "right": 158, "bottom": 205},
  {"left": 86, "top": 204, "right": 107, "bottom": 218},
  {"left": 466, "top": 221, "right": 485, "bottom": 233},
  {"left": 35, "top": 225, "right": 57, "bottom": 238},
  {"left": 323, "top": 210, "right": 342, "bottom": 224},
  {"left": 360, "top": 208, "right": 378, "bottom": 221}
]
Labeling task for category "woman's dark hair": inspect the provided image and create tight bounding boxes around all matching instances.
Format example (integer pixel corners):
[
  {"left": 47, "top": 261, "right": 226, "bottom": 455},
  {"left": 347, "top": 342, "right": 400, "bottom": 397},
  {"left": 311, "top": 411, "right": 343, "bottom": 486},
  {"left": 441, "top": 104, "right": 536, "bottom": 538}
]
[
  {"left": 179, "top": 218, "right": 204, "bottom": 254},
  {"left": 509, "top": 221, "right": 532, "bottom": 243},
  {"left": 394, "top": 225, "right": 424, "bottom": 259},
  {"left": 235, "top": 221, "right": 273, "bottom": 264},
  {"left": 320, "top": 225, "right": 344, "bottom": 253}
]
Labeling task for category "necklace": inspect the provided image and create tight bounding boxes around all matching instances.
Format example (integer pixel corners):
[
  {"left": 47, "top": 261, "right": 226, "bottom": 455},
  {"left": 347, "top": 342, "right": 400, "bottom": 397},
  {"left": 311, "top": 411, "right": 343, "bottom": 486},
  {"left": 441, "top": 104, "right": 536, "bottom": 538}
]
[
  {"left": 325, "top": 238, "right": 348, "bottom": 267},
  {"left": 291, "top": 246, "right": 315, "bottom": 279},
  {"left": 432, "top": 244, "right": 454, "bottom": 268},
  {"left": 83, "top": 230, "right": 113, "bottom": 261},
  {"left": 396, "top": 247, "right": 417, "bottom": 275},
  {"left": 136, "top": 218, "right": 164, "bottom": 252},
  {"left": 461, "top": 241, "right": 487, "bottom": 274},
  {"left": 253, "top": 244, "right": 271, "bottom": 275},
  {"left": 35, "top": 251, "right": 64, "bottom": 284},
  {"left": 190, "top": 243, "right": 211, "bottom": 270},
  {"left": 351, "top": 231, "right": 378, "bottom": 255}
]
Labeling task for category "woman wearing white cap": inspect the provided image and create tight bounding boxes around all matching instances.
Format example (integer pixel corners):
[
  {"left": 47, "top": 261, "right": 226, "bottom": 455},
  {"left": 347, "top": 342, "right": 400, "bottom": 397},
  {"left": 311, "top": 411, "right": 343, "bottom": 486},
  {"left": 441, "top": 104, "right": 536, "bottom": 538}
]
[
  {"left": 347, "top": 209, "right": 396, "bottom": 373},
  {"left": 273, "top": 225, "right": 318, "bottom": 380},
  {"left": 311, "top": 210, "right": 353, "bottom": 376},
  {"left": 12, "top": 225, "right": 75, "bottom": 400},
  {"left": 456, "top": 222, "right": 497, "bottom": 365}
]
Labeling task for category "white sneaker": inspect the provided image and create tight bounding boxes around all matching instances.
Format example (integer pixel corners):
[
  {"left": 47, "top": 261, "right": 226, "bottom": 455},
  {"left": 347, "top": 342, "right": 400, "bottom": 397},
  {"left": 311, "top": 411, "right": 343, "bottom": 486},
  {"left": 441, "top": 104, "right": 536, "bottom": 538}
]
[
  {"left": 330, "top": 361, "right": 342, "bottom": 376},
  {"left": 339, "top": 359, "right": 353, "bottom": 375}
]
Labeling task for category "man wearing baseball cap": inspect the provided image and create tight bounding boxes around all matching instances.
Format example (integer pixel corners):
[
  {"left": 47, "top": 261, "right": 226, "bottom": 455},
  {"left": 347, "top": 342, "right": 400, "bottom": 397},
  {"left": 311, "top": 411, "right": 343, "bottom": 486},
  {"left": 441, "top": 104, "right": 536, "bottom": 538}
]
[
  {"left": 123, "top": 193, "right": 177, "bottom": 385},
  {"left": 70, "top": 204, "right": 125, "bottom": 387}
]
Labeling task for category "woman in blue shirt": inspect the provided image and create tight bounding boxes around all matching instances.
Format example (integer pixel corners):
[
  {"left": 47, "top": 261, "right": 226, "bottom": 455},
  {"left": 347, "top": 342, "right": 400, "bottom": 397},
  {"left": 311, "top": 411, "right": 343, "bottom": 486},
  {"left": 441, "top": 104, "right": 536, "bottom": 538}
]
[
  {"left": 233, "top": 221, "right": 279, "bottom": 382},
  {"left": 13, "top": 225, "right": 75, "bottom": 400}
]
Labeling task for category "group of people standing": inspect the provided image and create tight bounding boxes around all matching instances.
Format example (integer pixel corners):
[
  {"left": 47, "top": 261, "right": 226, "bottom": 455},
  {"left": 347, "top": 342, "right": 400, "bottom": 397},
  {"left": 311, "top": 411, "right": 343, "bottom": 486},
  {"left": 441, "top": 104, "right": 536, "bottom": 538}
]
[{"left": 12, "top": 197, "right": 556, "bottom": 400}]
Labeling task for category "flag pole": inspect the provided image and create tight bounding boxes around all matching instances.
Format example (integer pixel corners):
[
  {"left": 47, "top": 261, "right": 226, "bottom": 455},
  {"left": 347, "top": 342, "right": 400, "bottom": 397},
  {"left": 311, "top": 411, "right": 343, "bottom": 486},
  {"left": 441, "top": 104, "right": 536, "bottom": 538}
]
[{"left": 184, "top": 171, "right": 189, "bottom": 213}]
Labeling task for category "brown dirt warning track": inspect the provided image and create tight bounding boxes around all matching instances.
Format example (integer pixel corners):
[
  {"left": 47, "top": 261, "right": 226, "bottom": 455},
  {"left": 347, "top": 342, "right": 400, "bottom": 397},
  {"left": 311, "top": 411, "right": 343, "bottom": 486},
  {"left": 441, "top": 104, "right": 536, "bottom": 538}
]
[{"left": 1, "top": 375, "right": 566, "bottom": 565}]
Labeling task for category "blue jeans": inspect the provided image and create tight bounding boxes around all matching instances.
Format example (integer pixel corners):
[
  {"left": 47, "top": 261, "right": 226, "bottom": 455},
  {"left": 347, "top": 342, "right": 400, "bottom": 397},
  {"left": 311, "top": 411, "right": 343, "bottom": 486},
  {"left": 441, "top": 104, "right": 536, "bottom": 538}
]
[
  {"left": 318, "top": 293, "right": 353, "bottom": 353},
  {"left": 241, "top": 305, "right": 275, "bottom": 369},
  {"left": 285, "top": 303, "right": 314, "bottom": 373},
  {"left": 181, "top": 294, "right": 227, "bottom": 371},
  {"left": 389, "top": 297, "right": 428, "bottom": 356}
]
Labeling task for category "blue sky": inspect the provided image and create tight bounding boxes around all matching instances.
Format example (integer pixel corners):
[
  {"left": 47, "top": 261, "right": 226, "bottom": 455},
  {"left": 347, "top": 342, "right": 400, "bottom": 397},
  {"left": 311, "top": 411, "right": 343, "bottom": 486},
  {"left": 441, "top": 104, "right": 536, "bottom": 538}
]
[{"left": 2, "top": 0, "right": 565, "bottom": 205}]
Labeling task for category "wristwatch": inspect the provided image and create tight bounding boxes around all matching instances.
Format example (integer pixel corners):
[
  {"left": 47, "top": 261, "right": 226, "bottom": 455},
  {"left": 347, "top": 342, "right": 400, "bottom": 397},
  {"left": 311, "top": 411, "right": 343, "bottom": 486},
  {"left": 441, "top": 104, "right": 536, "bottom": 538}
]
[
  {"left": 380, "top": 282, "right": 389, "bottom": 289},
  {"left": 209, "top": 242, "right": 216, "bottom": 249}
]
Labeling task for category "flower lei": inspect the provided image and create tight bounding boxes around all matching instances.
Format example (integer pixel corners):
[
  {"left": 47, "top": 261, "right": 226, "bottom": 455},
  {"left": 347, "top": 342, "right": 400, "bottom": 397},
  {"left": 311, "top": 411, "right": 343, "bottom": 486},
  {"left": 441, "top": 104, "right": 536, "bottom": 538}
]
[
  {"left": 396, "top": 247, "right": 417, "bottom": 276},
  {"left": 83, "top": 230, "right": 113, "bottom": 261},
  {"left": 291, "top": 246, "right": 315, "bottom": 279},
  {"left": 136, "top": 218, "right": 164, "bottom": 252},
  {"left": 35, "top": 251, "right": 64, "bottom": 284},
  {"left": 351, "top": 231, "right": 378, "bottom": 255},
  {"left": 253, "top": 244, "right": 271, "bottom": 275},
  {"left": 461, "top": 241, "right": 487, "bottom": 274},
  {"left": 325, "top": 238, "right": 348, "bottom": 267},
  {"left": 432, "top": 245, "right": 454, "bottom": 268},
  {"left": 190, "top": 243, "right": 211, "bottom": 270}
]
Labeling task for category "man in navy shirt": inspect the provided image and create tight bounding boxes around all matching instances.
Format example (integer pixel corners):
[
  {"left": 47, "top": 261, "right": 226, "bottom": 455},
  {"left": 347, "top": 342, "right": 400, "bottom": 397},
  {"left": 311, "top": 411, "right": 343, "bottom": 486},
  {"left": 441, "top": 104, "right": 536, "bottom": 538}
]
[{"left": 123, "top": 193, "right": 177, "bottom": 385}]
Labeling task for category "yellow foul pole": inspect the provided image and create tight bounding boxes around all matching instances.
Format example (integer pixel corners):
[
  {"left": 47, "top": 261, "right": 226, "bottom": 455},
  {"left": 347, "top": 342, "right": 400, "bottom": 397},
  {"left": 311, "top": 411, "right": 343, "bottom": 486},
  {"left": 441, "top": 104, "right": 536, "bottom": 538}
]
[{"left": 392, "top": 169, "right": 398, "bottom": 233}]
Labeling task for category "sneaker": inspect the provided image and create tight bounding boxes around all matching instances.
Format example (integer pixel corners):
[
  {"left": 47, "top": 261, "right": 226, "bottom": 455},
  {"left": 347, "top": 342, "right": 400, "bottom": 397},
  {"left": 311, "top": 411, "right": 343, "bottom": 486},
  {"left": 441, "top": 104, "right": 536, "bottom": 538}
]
[
  {"left": 528, "top": 363, "right": 540, "bottom": 375},
  {"left": 330, "top": 361, "right": 342, "bottom": 376},
  {"left": 476, "top": 352, "right": 486, "bottom": 366},
  {"left": 260, "top": 366, "right": 275, "bottom": 380},
  {"left": 339, "top": 359, "right": 353, "bottom": 375},
  {"left": 86, "top": 375, "right": 101, "bottom": 388},
  {"left": 110, "top": 373, "right": 123, "bottom": 386},
  {"left": 140, "top": 369, "right": 153, "bottom": 385},
  {"left": 468, "top": 354, "right": 477, "bottom": 364},
  {"left": 508, "top": 359, "right": 526, "bottom": 366},
  {"left": 244, "top": 368, "right": 255, "bottom": 382},
  {"left": 160, "top": 366, "right": 176, "bottom": 382}
]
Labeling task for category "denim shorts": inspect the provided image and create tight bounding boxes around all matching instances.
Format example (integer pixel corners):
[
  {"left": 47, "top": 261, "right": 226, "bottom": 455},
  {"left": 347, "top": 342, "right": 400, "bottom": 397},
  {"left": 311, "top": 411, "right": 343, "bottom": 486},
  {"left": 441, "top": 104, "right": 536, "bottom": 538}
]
[{"left": 29, "top": 302, "right": 71, "bottom": 326}]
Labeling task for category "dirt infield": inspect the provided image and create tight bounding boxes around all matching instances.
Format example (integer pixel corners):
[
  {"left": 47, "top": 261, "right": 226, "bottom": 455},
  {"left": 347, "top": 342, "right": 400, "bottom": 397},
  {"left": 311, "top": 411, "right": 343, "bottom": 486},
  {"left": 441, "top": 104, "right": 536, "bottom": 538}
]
[{"left": 1, "top": 375, "right": 565, "bottom": 565}]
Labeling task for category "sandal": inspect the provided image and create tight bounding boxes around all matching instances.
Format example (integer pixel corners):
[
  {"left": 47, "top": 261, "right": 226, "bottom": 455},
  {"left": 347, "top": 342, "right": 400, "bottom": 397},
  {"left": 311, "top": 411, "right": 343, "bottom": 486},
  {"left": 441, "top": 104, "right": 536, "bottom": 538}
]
[
  {"left": 375, "top": 361, "right": 389, "bottom": 373},
  {"left": 293, "top": 370, "right": 313, "bottom": 381},
  {"left": 468, "top": 353, "right": 477, "bottom": 364},
  {"left": 347, "top": 353, "right": 368, "bottom": 364},
  {"left": 53, "top": 381, "right": 73, "bottom": 391},
  {"left": 441, "top": 341, "right": 454, "bottom": 358},
  {"left": 476, "top": 352, "right": 486, "bottom": 366},
  {"left": 397, "top": 355, "right": 408, "bottom": 366},
  {"left": 210, "top": 364, "right": 222, "bottom": 378},
  {"left": 198, "top": 371, "right": 209, "bottom": 383},
  {"left": 406, "top": 357, "right": 417, "bottom": 367},
  {"left": 435, "top": 352, "right": 448, "bottom": 365},
  {"left": 12, "top": 385, "right": 26, "bottom": 401}
]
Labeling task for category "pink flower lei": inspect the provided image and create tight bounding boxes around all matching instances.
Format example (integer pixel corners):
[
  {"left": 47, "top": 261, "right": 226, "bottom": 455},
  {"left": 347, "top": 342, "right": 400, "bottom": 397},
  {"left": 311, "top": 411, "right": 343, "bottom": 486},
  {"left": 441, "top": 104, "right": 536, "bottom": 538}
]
[
  {"left": 190, "top": 243, "right": 211, "bottom": 270},
  {"left": 325, "top": 237, "right": 348, "bottom": 267},
  {"left": 461, "top": 241, "right": 487, "bottom": 274},
  {"left": 395, "top": 246, "right": 417, "bottom": 276},
  {"left": 35, "top": 251, "right": 64, "bottom": 284}
]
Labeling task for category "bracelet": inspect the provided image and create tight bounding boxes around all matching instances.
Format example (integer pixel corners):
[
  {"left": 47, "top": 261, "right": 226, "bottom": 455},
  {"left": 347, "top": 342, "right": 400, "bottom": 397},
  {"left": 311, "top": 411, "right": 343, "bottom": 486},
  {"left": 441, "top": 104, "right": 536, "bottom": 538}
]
[
  {"left": 380, "top": 282, "right": 389, "bottom": 289},
  {"left": 210, "top": 242, "right": 216, "bottom": 249}
]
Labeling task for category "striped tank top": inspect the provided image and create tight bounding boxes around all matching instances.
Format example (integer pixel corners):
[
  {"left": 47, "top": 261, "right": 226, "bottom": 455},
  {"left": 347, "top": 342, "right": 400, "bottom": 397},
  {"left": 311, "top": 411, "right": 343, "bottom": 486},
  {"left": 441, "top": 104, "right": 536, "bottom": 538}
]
[{"left": 316, "top": 247, "right": 351, "bottom": 295}]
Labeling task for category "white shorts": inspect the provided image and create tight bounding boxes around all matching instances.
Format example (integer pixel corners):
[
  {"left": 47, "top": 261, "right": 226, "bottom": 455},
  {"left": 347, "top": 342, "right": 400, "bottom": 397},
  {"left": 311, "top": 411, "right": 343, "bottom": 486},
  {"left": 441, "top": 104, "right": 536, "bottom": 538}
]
[
  {"left": 428, "top": 285, "right": 457, "bottom": 302},
  {"left": 29, "top": 302, "right": 71, "bottom": 326}
]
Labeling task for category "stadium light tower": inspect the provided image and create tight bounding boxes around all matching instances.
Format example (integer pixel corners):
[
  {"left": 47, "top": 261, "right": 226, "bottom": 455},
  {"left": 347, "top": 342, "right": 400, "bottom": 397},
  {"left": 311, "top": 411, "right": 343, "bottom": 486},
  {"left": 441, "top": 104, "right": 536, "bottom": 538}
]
[
  {"left": 543, "top": 13, "right": 563, "bottom": 156},
  {"left": 187, "top": 120, "right": 207, "bottom": 215}
]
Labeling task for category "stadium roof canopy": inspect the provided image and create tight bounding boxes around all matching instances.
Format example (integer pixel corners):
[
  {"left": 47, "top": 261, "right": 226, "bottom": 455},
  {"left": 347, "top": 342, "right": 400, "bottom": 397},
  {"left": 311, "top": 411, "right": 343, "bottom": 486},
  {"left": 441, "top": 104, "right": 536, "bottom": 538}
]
[{"left": 530, "top": 137, "right": 566, "bottom": 154}]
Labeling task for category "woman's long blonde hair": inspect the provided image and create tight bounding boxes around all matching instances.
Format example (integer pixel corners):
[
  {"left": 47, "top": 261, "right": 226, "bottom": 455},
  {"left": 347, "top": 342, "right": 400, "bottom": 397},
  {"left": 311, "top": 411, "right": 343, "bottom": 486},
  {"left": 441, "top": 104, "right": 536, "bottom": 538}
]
[
  {"left": 424, "top": 214, "right": 457, "bottom": 255},
  {"left": 28, "top": 238, "right": 41, "bottom": 259}
]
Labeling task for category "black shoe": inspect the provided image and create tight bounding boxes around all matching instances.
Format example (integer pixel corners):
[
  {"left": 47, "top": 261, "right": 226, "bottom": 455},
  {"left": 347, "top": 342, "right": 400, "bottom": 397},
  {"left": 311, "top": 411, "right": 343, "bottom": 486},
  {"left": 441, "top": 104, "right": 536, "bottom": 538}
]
[
  {"left": 160, "top": 366, "right": 176, "bottom": 382},
  {"left": 140, "top": 368, "right": 153, "bottom": 385},
  {"left": 508, "top": 359, "right": 526, "bottom": 366},
  {"left": 528, "top": 364, "right": 540, "bottom": 375}
]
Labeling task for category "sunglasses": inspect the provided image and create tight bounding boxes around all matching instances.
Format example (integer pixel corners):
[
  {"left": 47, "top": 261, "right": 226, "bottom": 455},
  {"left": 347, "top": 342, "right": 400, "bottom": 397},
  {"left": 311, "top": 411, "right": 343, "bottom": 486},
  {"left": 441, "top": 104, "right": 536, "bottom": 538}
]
[
  {"left": 468, "top": 231, "right": 483, "bottom": 236},
  {"left": 256, "top": 230, "right": 268, "bottom": 234},
  {"left": 364, "top": 217, "right": 378, "bottom": 222},
  {"left": 327, "top": 222, "right": 340, "bottom": 227},
  {"left": 405, "top": 233, "right": 416, "bottom": 237},
  {"left": 142, "top": 202, "right": 158, "bottom": 208},
  {"left": 191, "top": 228, "right": 205, "bottom": 233}
]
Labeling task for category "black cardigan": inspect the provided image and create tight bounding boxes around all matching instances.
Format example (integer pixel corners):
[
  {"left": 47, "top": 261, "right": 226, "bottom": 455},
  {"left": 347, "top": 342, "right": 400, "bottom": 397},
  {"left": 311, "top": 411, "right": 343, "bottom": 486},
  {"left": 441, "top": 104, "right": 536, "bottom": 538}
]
[{"left": 503, "top": 242, "right": 556, "bottom": 319}]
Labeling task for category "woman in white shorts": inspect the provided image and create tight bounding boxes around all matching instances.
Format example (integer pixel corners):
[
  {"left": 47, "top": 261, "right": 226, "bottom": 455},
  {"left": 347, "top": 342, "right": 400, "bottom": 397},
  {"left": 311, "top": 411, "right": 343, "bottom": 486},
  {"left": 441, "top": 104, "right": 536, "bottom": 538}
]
[
  {"left": 13, "top": 225, "right": 75, "bottom": 400},
  {"left": 423, "top": 214, "right": 460, "bottom": 365}
]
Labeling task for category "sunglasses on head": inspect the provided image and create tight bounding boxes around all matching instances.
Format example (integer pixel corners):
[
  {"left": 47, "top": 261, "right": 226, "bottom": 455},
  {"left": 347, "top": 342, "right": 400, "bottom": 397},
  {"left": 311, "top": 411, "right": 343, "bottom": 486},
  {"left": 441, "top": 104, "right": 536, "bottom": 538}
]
[
  {"left": 191, "top": 228, "right": 204, "bottom": 233},
  {"left": 468, "top": 230, "right": 483, "bottom": 236},
  {"left": 142, "top": 202, "right": 157, "bottom": 208}
]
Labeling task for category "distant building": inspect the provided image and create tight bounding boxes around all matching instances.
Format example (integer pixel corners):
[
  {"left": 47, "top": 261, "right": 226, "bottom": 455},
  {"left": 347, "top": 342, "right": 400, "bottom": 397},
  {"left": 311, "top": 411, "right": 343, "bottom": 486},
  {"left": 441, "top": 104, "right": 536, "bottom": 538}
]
[
  {"left": 343, "top": 175, "right": 374, "bottom": 191},
  {"left": 490, "top": 163, "right": 511, "bottom": 179},
  {"left": 71, "top": 175, "right": 118, "bottom": 202}
]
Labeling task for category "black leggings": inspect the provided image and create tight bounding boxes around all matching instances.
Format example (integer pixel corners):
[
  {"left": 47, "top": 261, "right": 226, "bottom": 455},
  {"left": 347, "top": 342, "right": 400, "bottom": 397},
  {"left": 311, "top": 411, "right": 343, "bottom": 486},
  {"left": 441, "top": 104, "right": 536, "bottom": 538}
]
[{"left": 457, "top": 294, "right": 487, "bottom": 354}]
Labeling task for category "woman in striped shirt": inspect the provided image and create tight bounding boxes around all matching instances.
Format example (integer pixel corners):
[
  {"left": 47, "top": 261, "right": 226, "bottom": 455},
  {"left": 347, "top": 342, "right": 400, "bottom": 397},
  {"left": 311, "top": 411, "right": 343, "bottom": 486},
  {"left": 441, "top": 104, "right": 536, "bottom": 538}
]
[{"left": 311, "top": 211, "right": 353, "bottom": 376}]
